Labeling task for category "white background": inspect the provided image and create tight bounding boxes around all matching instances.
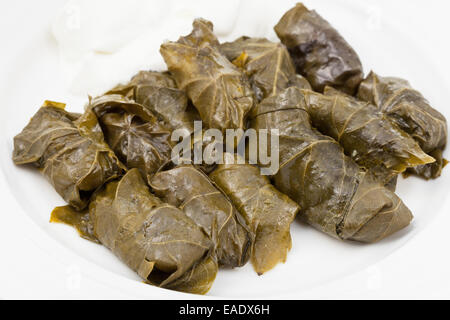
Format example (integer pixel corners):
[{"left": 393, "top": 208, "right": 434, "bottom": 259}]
[{"left": 0, "top": 0, "right": 449, "bottom": 299}]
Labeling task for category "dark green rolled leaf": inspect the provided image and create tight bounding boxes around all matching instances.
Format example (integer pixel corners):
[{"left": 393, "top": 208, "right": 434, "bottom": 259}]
[
  {"left": 13, "top": 101, "right": 125, "bottom": 210},
  {"left": 210, "top": 159, "right": 299, "bottom": 274},
  {"left": 150, "top": 165, "right": 253, "bottom": 267},
  {"left": 250, "top": 87, "right": 413, "bottom": 243},
  {"left": 176, "top": 18, "right": 220, "bottom": 49},
  {"left": 160, "top": 19, "right": 254, "bottom": 132},
  {"left": 301, "top": 86, "right": 434, "bottom": 183},
  {"left": 51, "top": 169, "right": 217, "bottom": 294},
  {"left": 107, "top": 71, "right": 216, "bottom": 173},
  {"left": 220, "top": 37, "right": 311, "bottom": 101},
  {"left": 108, "top": 71, "right": 201, "bottom": 137},
  {"left": 385, "top": 176, "right": 398, "bottom": 192},
  {"left": 134, "top": 74, "right": 200, "bottom": 136},
  {"left": 274, "top": 3, "right": 363, "bottom": 95},
  {"left": 87, "top": 94, "right": 173, "bottom": 180},
  {"left": 358, "top": 71, "right": 448, "bottom": 179},
  {"left": 106, "top": 71, "right": 176, "bottom": 99}
]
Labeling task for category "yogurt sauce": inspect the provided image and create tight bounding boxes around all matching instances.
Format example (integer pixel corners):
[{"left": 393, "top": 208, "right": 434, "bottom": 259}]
[{"left": 52, "top": 0, "right": 294, "bottom": 97}]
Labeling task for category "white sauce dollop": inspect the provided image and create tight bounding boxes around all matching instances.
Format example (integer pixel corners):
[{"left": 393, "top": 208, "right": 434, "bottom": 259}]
[{"left": 52, "top": 0, "right": 295, "bottom": 97}]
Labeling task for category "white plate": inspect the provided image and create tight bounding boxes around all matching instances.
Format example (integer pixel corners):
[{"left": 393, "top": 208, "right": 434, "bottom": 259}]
[{"left": 1, "top": 0, "right": 450, "bottom": 299}]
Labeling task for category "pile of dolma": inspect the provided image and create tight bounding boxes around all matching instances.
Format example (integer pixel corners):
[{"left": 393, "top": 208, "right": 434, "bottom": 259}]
[{"left": 12, "top": 2, "right": 447, "bottom": 295}]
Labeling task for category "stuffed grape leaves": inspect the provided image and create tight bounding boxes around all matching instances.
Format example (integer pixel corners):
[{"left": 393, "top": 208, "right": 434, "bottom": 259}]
[
  {"left": 52, "top": 169, "right": 218, "bottom": 294},
  {"left": 13, "top": 101, "right": 125, "bottom": 210},
  {"left": 108, "top": 71, "right": 201, "bottom": 137},
  {"left": 106, "top": 70, "right": 175, "bottom": 99},
  {"left": 250, "top": 87, "right": 413, "bottom": 243},
  {"left": 301, "top": 86, "right": 434, "bottom": 183},
  {"left": 274, "top": 3, "right": 364, "bottom": 95},
  {"left": 150, "top": 165, "right": 253, "bottom": 267},
  {"left": 108, "top": 71, "right": 220, "bottom": 173},
  {"left": 160, "top": 19, "right": 255, "bottom": 132},
  {"left": 357, "top": 72, "right": 448, "bottom": 179},
  {"left": 220, "top": 37, "right": 311, "bottom": 101},
  {"left": 87, "top": 94, "right": 173, "bottom": 180},
  {"left": 14, "top": 5, "right": 449, "bottom": 294},
  {"left": 209, "top": 158, "right": 299, "bottom": 275}
]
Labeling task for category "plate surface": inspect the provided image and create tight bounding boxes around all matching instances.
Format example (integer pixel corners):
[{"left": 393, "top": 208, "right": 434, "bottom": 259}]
[{"left": 1, "top": 0, "right": 449, "bottom": 299}]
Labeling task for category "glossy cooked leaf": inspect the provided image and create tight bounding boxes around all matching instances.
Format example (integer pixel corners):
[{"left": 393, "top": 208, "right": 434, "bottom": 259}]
[
  {"left": 210, "top": 159, "right": 299, "bottom": 275},
  {"left": 130, "top": 72, "right": 218, "bottom": 173},
  {"left": 52, "top": 204, "right": 218, "bottom": 295},
  {"left": 220, "top": 37, "right": 311, "bottom": 101},
  {"left": 109, "top": 71, "right": 201, "bottom": 137},
  {"left": 176, "top": 18, "right": 220, "bottom": 49},
  {"left": 87, "top": 94, "right": 173, "bottom": 179},
  {"left": 160, "top": 19, "right": 254, "bottom": 131},
  {"left": 134, "top": 73, "right": 201, "bottom": 137},
  {"left": 301, "top": 86, "right": 434, "bottom": 183},
  {"left": 149, "top": 165, "right": 253, "bottom": 267},
  {"left": 88, "top": 169, "right": 217, "bottom": 294},
  {"left": 106, "top": 71, "right": 177, "bottom": 99},
  {"left": 384, "top": 176, "right": 398, "bottom": 192},
  {"left": 274, "top": 3, "right": 364, "bottom": 95},
  {"left": 161, "top": 256, "right": 218, "bottom": 294},
  {"left": 109, "top": 71, "right": 218, "bottom": 173},
  {"left": 358, "top": 71, "right": 448, "bottom": 179},
  {"left": 250, "top": 87, "right": 413, "bottom": 243},
  {"left": 290, "top": 74, "right": 313, "bottom": 92},
  {"left": 13, "top": 101, "right": 125, "bottom": 210}
]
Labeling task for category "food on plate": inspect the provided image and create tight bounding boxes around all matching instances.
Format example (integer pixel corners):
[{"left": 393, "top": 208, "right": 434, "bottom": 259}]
[
  {"left": 87, "top": 94, "right": 173, "bottom": 180},
  {"left": 108, "top": 70, "right": 218, "bottom": 172},
  {"left": 149, "top": 165, "right": 253, "bottom": 267},
  {"left": 13, "top": 101, "right": 125, "bottom": 210},
  {"left": 52, "top": 169, "right": 217, "bottom": 294},
  {"left": 358, "top": 71, "right": 448, "bottom": 179},
  {"left": 210, "top": 157, "right": 299, "bottom": 274},
  {"left": 220, "top": 37, "right": 311, "bottom": 101},
  {"left": 250, "top": 87, "right": 413, "bottom": 243},
  {"left": 12, "top": 2, "right": 448, "bottom": 295},
  {"left": 274, "top": 3, "right": 364, "bottom": 95},
  {"left": 302, "top": 86, "right": 434, "bottom": 183},
  {"left": 160, "top": 19, "right": 254, "bottom": 132},
  {"left": 108, "top": 71, "right": 201, "bottom": 137}
]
